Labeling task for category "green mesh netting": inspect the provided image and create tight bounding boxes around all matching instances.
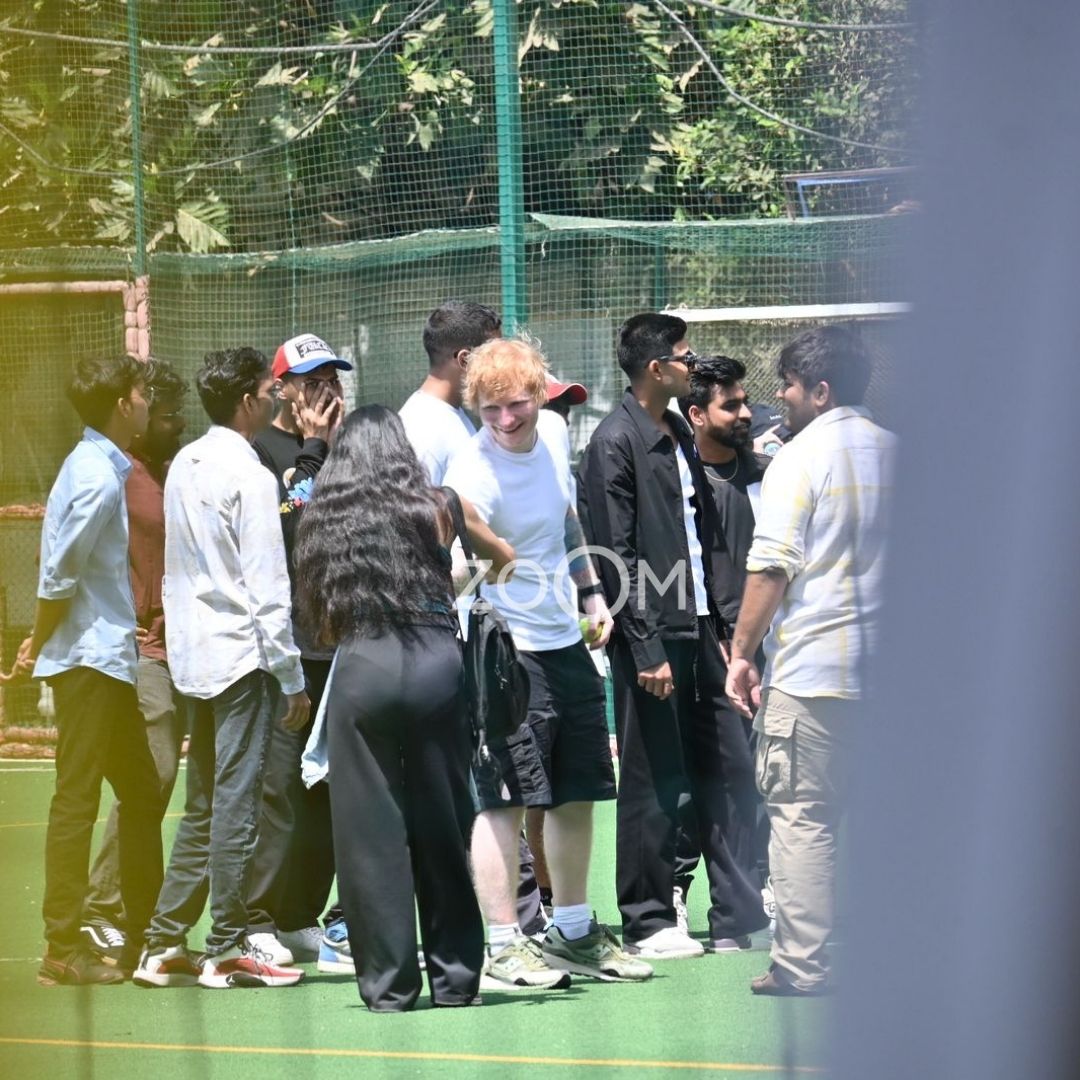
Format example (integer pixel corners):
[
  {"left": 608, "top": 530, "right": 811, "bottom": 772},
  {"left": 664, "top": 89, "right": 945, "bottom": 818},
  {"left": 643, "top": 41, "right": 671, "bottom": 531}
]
[{"left": 0, "top": 1, "right": 915, "bottom": 726}]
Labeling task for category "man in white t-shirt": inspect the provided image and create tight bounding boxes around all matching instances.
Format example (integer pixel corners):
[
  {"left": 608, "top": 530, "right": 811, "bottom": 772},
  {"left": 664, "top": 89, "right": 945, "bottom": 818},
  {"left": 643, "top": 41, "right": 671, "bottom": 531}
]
[
  {"left": 444, "top": 338, "right": 652, "bottom": 990},
  {"left": 525, "top": 374, "right": 592, "bottom": 910},
  {"left": 400, "top": 302, "right": 552, "bottom": 941},
  {"left": 399, "top": 300, "right": 501, "bottom": 484}
]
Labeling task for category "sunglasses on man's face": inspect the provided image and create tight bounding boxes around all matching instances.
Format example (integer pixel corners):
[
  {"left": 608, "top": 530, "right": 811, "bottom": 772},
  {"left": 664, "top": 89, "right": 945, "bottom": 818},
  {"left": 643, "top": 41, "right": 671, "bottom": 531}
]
[{"left": 654, "top": 350, "right": 699, "bottom": 372}]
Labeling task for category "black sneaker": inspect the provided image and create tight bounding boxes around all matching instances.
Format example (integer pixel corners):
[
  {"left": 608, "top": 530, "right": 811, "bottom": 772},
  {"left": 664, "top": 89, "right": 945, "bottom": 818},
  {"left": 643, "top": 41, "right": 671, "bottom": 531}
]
[
  {"left": 38, "top": 948, "right": 125, "bottom": 986},
  {"left": 80, "top": 919, "right": 127, "bottom": 966}
]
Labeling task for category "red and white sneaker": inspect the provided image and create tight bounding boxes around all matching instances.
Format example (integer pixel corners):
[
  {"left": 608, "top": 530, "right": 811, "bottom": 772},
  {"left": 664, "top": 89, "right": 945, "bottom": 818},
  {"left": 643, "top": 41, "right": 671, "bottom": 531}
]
[
  {"left": 198, "top": 938, "right": 305, "bottom": 989},
  {"left": 133, "top": 944, "right": 202, "bottom": 988}
]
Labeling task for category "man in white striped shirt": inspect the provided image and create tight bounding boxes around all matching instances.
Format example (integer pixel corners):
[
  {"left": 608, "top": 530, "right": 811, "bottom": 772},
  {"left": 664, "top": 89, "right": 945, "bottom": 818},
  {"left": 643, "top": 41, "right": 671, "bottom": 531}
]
[{"left": 726, "top": 325, "right": 896, "bottom": 997}]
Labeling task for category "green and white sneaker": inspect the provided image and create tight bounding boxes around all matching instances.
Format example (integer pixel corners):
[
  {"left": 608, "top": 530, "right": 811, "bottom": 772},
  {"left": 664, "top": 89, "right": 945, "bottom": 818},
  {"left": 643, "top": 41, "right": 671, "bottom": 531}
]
[
  {"left": 481, "top": 935, "right": 571, "bottom": 990},
  {"left": 542, "top": 919, "right": 654, "bottom": 982}
]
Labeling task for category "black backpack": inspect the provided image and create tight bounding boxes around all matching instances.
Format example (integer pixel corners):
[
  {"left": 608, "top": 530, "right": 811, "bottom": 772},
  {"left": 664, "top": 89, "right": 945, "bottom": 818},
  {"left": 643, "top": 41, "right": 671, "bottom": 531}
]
[{"left": 442, "top": 488, "right": 530, "bottom": 760}]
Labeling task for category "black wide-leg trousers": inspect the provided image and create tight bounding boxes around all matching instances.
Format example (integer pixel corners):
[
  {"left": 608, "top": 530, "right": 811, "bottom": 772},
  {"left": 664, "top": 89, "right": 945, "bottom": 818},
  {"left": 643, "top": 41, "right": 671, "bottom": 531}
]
[{"left": 326, "top": 623, "right": 483, "bottom": 1011}]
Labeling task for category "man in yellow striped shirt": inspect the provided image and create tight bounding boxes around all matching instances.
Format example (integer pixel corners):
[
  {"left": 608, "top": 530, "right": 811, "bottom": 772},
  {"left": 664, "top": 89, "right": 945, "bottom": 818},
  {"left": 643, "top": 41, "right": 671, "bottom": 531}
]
[{"left": 726, "top": 325, "right": 896, "bottom": 997}]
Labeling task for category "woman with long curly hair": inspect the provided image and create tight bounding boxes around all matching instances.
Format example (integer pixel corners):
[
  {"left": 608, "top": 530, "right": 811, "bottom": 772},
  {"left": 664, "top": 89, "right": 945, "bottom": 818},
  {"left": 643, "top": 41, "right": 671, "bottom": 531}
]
[{"left": 294, "top": 404, "right": 513, "bottom": 1012}]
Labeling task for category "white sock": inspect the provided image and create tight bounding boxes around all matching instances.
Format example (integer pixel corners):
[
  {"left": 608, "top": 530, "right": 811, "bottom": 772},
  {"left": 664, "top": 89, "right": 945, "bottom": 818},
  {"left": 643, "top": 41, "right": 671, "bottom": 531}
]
[
  {"left": 552, "top": 904, "right": 592, "bottom": 942},
  {"left": 487, "top": 923, "right": 519, "bottom": 953}
]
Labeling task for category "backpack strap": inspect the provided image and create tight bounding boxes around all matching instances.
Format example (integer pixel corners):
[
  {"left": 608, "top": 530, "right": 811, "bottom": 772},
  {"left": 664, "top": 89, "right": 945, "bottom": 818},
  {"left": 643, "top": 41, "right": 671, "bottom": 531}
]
[
  {"left": 440, "top": 486, "right": 491, "bottom": 760},
  {"left": 440, "top": 486, "right": 486, "bottom": 602}
]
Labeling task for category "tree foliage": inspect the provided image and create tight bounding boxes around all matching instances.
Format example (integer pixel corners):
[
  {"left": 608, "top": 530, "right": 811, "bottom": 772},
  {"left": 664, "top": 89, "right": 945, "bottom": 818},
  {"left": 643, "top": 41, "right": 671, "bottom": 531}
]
[{"left": 0, "top": 1, "right": 914, "bottom": 253}]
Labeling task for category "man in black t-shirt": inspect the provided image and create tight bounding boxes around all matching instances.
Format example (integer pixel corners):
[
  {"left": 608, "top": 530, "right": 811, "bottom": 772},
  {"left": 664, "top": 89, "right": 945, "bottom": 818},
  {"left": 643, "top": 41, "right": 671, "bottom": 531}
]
[
  {"left": 679, "top": 359, "right": 773, "bottom": 634},
  {"left": 248, "top": 334, "right": 350, "bottom": 967},
  {"left": 674, "top": 355, "right": 773, "bottom": 945}
]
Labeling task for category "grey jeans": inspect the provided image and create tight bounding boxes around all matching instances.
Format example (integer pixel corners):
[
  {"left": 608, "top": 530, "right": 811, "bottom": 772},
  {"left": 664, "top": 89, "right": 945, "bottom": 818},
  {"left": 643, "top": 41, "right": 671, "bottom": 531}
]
[
  {"left": 84, "top": 658, "right": 187, "bottom": 923},
  {"left": 147, "top": 669, "right": 279, "bottom": 956}
]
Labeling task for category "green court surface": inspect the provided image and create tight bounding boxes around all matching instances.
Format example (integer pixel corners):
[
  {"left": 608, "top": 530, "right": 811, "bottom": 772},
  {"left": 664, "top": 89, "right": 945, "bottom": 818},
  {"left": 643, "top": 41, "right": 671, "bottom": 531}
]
[{"left": 0, "top": 760, "right": 829, "bottom": 1079}]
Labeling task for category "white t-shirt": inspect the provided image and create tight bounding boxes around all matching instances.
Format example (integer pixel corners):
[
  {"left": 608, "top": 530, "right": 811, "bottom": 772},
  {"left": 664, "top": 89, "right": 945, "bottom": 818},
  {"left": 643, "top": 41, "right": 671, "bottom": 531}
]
[
  {"left": 675, "top": 442, "right": 711, "bottom": 617},
  {"left": 399, "top": 389, "right": 476, "bottom": 485},
  {"left": 537, "top": 407, "right": 576, "bottom": 503},
  {"left": 444, "top": 425, "right": 580, "bottom": 652},
  {"left": 536, "top": 408, "right": 571, "bottom": 463}
]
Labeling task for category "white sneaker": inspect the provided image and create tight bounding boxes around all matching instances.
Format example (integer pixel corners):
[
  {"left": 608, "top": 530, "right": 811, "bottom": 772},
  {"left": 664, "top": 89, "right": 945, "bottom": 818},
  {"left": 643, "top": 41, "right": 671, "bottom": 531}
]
[
  {"left": 480, "top": 935, "right": 571, "bottom": 990},
  {"left": 673, "top": 885, "right": 689, "bottom": 934},
  {"left": 317, "top": 919, "right": 354, "bottom": 973},
  {"left": 246, "top": 932, "right": 294, "bottom": 967},
  {"left": 278, "top": 926, "right": 322, "bottom": 962},
  {"left": 624, "top": 926, "right": 704, "bottom": 959},
  {"left": 761, "top": 877, "right": 776, "bottom": 938},
  {"left": 132, "top": 944, "right": 202, "bottom": 988},
  {"left": 198, "top": 939, "right": 304, "bottom": 989}
]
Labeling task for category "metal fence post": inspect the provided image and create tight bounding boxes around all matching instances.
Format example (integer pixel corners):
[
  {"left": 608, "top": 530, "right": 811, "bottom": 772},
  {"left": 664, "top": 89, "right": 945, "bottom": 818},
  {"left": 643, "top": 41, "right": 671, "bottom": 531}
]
[
  {"left": 493, "top": 0, "right": 526, "bottom": 331},
  {"left": 126, "top": 0, "right": 147, "bottom": 279}
]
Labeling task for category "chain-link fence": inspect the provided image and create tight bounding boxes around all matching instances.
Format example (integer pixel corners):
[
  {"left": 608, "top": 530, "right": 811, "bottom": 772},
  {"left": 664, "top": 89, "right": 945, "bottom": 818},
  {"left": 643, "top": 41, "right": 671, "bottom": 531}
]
[{"left": 0, "top": 1, "right": 916, "bottom": 731}]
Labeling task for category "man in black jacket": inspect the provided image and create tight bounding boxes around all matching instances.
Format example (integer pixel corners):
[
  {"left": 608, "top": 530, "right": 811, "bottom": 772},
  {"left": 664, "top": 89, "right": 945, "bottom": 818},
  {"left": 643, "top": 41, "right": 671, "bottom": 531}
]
[{"left": 578, "top": 314, "right": 768, "bottom": 958}]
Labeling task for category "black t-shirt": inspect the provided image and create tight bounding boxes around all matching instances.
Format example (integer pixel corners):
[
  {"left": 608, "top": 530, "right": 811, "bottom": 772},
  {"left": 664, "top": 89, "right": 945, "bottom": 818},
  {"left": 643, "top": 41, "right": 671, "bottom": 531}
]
[
  {"left": 701, "top": 448, "right": 771, "bottom": 630},
  {"left": 252, "top": 424, "right": 330, "bottom": 660}
]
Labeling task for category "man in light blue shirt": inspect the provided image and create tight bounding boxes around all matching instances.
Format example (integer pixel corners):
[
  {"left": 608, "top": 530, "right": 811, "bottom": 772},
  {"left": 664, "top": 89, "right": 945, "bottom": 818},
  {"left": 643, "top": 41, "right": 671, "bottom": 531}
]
[{"left": 12, "top": 354, "right": 165, "bottom": 986}]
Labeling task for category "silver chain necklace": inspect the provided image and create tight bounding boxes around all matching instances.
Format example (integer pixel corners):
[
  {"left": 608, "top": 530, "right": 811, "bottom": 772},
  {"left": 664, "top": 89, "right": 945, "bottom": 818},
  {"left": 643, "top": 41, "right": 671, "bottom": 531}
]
[{"left": 706, "top": 456, "right": 739, "bottom": 483}]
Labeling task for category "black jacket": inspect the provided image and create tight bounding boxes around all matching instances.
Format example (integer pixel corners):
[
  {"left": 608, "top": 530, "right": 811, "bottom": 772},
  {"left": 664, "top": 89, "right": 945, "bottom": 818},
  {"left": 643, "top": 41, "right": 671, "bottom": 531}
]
[
  {"left": 578, "top": 389, "right": 719, "bottom": 672},
  {"left": 252, "top": 424, "right": 330, "bottom": 660}
]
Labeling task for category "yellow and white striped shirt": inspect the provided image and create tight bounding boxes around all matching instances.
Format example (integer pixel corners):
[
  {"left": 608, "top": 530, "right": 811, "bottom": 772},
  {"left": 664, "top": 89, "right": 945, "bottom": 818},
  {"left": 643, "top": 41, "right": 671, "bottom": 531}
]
[{"left": 747, "top": 406, "right": 896, "bottom": 699}]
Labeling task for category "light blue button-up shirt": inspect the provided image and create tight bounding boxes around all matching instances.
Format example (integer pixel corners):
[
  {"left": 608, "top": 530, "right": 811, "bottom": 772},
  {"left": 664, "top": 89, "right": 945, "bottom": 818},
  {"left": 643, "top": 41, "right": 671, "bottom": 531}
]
[{"left": 34, "top": 428, "right": 139, "bottom": 686}]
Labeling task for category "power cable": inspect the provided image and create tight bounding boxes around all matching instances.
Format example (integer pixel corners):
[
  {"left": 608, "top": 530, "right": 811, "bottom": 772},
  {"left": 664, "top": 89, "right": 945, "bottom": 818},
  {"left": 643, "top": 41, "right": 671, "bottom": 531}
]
[
  {"left": 0, "top": 1, "right": 438, "bottom": 180},
  {"left": 683, "top": 0, "right": 913, "bottom": 33},
  {"left": 0, "top": 17, "right": 419, "bottom": 53},
  {"left": 653, "top": 0, "right": 911, "bottom": 157}
]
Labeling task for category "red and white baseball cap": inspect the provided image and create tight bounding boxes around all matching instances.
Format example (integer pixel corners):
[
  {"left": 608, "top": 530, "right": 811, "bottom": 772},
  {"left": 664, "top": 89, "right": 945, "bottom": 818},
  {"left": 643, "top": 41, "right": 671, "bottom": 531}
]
[
  {"left": 272, "top": 333, "right": 353, "bottom": 380},
  {"left": 545, "top": 372, "right": 588, "bottom": 405}
]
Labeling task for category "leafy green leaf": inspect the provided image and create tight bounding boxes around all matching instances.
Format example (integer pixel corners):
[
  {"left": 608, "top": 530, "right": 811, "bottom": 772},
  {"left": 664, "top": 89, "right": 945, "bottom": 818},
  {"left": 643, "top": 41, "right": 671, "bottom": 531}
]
[
  {"left": 143, "top": 70, "right": 178, "bottom": 100},
  {"left": 408, "top": 69, "right": 440, "bottom": 94},
  {"left": 176, "top": 200, "right": 230, "bottom": 252},
  {"left": 255, "top": 64, "right": 307, "bottom": 88}
]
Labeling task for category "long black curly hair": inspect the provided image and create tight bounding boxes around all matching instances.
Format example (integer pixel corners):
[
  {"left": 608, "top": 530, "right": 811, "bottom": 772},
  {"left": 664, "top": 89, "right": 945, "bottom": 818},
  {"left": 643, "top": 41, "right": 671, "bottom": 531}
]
[{"left": 294, "top": 404, "right": 452, "bottom": 644}]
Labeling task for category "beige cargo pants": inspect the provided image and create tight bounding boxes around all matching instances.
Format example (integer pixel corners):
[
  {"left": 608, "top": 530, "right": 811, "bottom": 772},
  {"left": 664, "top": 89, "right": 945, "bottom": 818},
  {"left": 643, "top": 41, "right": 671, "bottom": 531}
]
[{"left": 754, "top": 686, "right": 856, "bottom": 992}]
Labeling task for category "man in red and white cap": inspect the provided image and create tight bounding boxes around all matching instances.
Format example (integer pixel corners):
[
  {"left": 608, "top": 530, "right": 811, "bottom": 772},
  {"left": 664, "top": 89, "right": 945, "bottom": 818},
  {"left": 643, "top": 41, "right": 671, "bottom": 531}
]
[
  {"left": 538, "top": 371, "right": 589, "bottom": 468},
  {"left": 248, "top": 333, "right": 352, "bottom": 970},
  {"left": 543, "top": 374, "right": 588, "bottom": 425},
  {"left": 257, "top": 333, "right": 350, "bottom": 498}
]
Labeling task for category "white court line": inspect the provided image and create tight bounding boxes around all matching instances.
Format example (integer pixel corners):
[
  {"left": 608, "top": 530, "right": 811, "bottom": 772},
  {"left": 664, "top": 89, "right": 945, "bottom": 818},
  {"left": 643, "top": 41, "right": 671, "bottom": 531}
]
[{"left": 0, "top": 762, "right": 187, "bottom": 772}]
